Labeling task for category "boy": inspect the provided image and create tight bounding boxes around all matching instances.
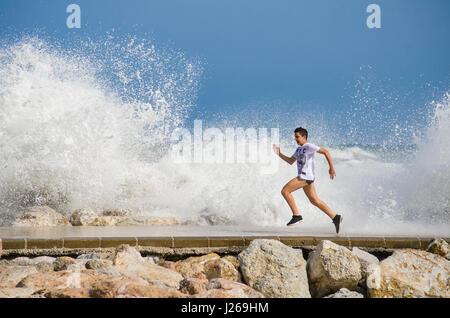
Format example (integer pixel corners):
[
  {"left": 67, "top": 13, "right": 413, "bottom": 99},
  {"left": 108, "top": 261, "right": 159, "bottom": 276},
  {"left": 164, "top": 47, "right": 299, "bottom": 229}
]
[{"left": 272, "top": 127, "right": 343, "bottom": 233}]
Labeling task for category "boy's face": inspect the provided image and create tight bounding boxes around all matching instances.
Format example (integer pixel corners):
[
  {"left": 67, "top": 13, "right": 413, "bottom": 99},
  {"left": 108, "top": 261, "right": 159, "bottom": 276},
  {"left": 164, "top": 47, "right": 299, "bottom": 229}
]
[{"left": 294, "top": 132, "right": 307, "bottom": 145}]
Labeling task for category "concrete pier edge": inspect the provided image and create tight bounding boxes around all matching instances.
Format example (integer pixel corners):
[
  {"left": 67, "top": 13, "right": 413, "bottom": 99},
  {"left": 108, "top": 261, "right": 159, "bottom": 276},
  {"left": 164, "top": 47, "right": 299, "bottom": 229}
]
[{"left": 1, "top": 235, "right": 447, "bottom": 251}]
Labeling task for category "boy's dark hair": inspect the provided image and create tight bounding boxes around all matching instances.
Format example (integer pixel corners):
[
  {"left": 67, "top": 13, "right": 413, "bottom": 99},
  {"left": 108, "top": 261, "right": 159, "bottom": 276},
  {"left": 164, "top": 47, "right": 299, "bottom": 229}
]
[{"left": 294, "top": 127, "right": 308, "bottom": 139}]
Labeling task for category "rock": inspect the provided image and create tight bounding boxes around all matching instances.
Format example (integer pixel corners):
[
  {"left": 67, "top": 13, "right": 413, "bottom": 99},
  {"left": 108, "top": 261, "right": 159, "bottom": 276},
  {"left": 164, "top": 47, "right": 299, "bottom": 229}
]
[
  {"left": 194, "top": 278, "right": 265, "bottom": 298},
  {"left": 115, "top": 216, "right": 181, "bottom": 226},
  {"left": 0, "top": 238, "right": 2, "bottom": 258},
  {"left": 306, "top": 240, "right": 362, "bottom": 298},
  {"left": 44, "top": 288, "right": 90, "bottom": 298},
  {"left": 222, "top": 255, "right": 240, "bottom": 269},
  {"left": 85, "top": 259, "right": 113, "bottom": 270},
  {"left": 113, "top": 244, "right": 144, "bottom": 268},
  {"left": 175, "top": 253, "right": 221, "bottom": 280},
  {"left": 89, "top": 278, "right": 187, "bottom": 298},
  {"left": 16, "top": 270, "right": 123, "bottom": 290},
  {"left": 0, "top": 288, "right": 38, "bottom": 298},
  {"left": 12, "top": 205, "right": 70, "bottom": 227},
  {"left": 54, "top": 257, "right": 76, "bottom": 271},
  {"left": 112, "top": 244, "right": 183, "bottom": 288},
  {"left": 426, "top": 238, "right": 450, "bottom": 260},
  {"left": 76, "top": 253, "right": 109, "bottom": 260},
  {"left": 0, "top": 265, "right": 38, "bottom": 288},
  {"left": 238, "top": 239, "right": 310, "bottom": 298},
  {"left": 159, "top": 260, "right": 177, "bottom": 271},
  {"left": 69, "top": 208, "right": 99, "bottom": 226},
  {"left": 35, "top": 262, "right": 54, "bottom": 273},
  {"left": 351, "top": 247, "right": 379, "bottom": 284},
  {"left": 179, "top": 278, "right": 208, "bottom": 295},
  {"left": 324, "top": 288, "right": 364, "bottom": 298},
  {"left": 204, "top": 258, "right": 242, "bottom": 282},
  {"left": 366, "top": 249, "right": 450, "bottom": 298},
  {"left": 69, "top": 208, "right": 181, "bottom": 226}
]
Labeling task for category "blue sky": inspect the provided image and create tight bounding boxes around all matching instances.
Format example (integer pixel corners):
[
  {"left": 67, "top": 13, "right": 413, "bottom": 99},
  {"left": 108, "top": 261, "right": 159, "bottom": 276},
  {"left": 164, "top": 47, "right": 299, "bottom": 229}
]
[{"left": 1, "top": 0, "right": 449, "bottom": 143}]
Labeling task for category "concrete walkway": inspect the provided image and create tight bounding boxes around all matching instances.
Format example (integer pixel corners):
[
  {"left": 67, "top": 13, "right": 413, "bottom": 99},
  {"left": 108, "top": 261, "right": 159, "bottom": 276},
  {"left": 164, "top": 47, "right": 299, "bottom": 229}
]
[{"left": 0, "top": 225, "right": 447, "bottom": 250}]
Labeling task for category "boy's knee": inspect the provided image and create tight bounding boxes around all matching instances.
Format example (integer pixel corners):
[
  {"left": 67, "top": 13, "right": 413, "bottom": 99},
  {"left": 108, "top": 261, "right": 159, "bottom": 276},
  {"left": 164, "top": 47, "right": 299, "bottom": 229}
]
[
  {"left": 309, "top": 198, "right": 320, "bottom": 206},
  {"left": 281, "top": 188, "right": 290, "bottom": 196}
]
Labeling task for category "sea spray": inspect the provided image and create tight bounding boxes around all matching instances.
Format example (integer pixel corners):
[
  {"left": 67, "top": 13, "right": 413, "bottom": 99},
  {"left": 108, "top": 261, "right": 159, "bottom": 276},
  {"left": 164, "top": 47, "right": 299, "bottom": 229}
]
[{"left": 0, "top": 35, "right": 448, "bottom": 236}]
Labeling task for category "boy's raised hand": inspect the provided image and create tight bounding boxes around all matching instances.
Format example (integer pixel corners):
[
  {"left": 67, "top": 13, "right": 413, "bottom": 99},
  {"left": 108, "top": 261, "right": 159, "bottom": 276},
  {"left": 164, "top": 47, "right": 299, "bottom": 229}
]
[
  {"left": 329, "top": 168, "right": 336, "bottom": 179},
  {"left": 272, "top": 144, "right": 280, "bottom": 155}
]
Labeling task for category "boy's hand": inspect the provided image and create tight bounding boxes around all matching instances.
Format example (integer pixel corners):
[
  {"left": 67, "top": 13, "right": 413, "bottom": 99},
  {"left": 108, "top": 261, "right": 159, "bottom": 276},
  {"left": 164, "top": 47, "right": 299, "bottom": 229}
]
[
  {"left": 329, "top": 168, "right": 336, "bottom": 180},
  {"left": 272, "top": 144, "right": 280, "bottom": 155}
]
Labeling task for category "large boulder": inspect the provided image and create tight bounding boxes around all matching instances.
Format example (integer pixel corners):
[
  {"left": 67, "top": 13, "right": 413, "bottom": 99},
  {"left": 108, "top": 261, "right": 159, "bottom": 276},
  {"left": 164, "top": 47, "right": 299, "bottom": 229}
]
[
  {"left": 0, "top": 265, "right": 38, "bottom": 288},
  {"left": 366, "top": 249, "right": 450, "bottom": 298},
  {"left": 12, "top": 206, "right": 70, "bottom": 227},
  {"left": 426, "top": 238, "right": 450, "bottom": 260},
  {"left": 306, "top": 240, "right": 362, "bottom": 298},
  {"left": 351, "top": 247, "right": 379, "bottom": 284},
  {"left": 112, "top": 244, "right": 183, "bottom": 289},
  {"left": 238, "top": 239, "right": 311, "bottom": 298}
]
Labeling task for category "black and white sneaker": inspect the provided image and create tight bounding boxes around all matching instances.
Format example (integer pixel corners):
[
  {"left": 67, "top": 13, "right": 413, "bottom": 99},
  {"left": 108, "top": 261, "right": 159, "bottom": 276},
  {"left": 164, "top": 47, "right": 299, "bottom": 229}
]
[
  {"left": 332, "top": 214, "right": 343, "bottom": 233},
  {"left": 287, "top": 215, "right": 303, "bottom": 226}
]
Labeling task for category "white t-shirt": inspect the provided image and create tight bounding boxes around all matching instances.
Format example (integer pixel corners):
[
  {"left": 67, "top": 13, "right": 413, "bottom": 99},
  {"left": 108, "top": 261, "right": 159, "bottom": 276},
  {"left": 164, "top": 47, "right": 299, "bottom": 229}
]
[{"left": 292, "top": 143, "right": 321, "bottom": 180}]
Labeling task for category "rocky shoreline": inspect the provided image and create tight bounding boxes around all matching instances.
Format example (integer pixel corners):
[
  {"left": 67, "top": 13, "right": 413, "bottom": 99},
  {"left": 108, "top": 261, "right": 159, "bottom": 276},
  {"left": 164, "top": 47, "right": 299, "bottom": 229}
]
[
  {"left": 0, "top": 205, "right": 449, "bottom": 298},
  {"left": 0, "top": 237, "right": 449, "bottom": 298}
]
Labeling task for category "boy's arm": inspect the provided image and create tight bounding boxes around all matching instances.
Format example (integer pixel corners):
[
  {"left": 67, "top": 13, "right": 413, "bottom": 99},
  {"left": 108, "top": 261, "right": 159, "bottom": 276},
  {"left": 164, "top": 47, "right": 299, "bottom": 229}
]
[
  {"left": 317, "top": 148, "right": 336, "bottom": 179},
  {"left": 272, "top": 144, "right": 296, "bottom": 165}
]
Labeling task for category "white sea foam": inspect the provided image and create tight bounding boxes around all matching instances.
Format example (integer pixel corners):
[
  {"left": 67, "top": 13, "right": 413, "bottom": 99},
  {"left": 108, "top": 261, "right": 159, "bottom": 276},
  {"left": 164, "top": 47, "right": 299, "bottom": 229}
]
[{"left": 0, "top": 36, "right": 448, "bottom": 236}]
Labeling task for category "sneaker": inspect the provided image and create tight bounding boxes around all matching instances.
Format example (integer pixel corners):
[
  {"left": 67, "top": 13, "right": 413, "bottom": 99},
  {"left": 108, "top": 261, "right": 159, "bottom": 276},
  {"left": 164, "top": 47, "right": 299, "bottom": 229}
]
[
  {"left": 287, "top": 215, "right": 303, "bottom": 226},
  {"left": 332, "top": 214, "right": 343, "bottom": 233}
]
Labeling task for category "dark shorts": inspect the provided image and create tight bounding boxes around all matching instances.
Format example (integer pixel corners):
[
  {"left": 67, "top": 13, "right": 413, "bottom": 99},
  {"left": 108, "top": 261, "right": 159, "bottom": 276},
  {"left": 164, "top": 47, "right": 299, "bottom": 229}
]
[{"left": 298, "top": 177, "right": 314, "bottom": 185}]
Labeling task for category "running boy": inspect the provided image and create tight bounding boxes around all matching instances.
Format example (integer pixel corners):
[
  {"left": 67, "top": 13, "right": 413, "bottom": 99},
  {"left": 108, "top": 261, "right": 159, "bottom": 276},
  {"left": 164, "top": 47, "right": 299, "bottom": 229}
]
[{"left": 272, "top": 127, "right": 343, "bottom": 233}]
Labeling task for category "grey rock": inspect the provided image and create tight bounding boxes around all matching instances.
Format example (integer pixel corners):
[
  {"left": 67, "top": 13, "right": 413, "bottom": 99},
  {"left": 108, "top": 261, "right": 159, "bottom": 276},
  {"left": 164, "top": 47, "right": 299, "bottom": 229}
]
[
  {"left": 307, "top": 240, "right": 362, "bottom": 298},
  {"left": 238, "top": 239, "right": 311, "bottom": 298}
]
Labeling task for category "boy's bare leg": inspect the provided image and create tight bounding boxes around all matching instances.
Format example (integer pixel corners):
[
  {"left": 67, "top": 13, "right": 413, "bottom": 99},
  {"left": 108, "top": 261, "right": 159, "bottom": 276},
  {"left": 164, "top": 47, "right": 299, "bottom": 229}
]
[
  {"left": 303, "top": 183, "right": 336, "bottom": 219},
  {"left": 281, "top": 177, "right": 308, "bottom": 216}
]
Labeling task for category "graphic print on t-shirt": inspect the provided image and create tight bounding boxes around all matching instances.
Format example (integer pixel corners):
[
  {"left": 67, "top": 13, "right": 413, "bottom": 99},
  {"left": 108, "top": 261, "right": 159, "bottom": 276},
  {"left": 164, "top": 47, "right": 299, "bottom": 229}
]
[{"left": 292, "top": 143, "right": 321, "bottom": 180}]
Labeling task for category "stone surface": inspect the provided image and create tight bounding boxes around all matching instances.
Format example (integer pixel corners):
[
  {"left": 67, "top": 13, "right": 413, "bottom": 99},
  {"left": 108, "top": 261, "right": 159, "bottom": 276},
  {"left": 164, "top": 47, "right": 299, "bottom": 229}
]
[
  {"left": 222, "top": 255, "right": 240, "bottom": 269},
  {"left": 16, "top": 270, "right": 122, "bottom": 290},
  {"left": 174, "top": 253, "right": 221, "bottom": 280},
  {"left": 69, "top": 208, "right": 180, "bottom": 226},
  {"left": 194, "top": 278, "right": 265, "bottom": 298},
  {"left": 85, "top": 259, "right": 113, "bottom": 270},
  {"left": 204, "top": 258, "right": 242, "bottom": 282},
  {"left": 69, "top": 208, "right": 99, "bottom": 226},
  {"left": 0, "top": 265, "right": 38, "bottom": 288},
  {"left": 324, "top": 288, "right": 364, "bottom": 298},
  {"left": 238, "top": 239, "right": 311, "bottom": 298},
  {"left": 307, "top": 240, "right": 362, "bottom": 298},
  {"left": 112, "top": 244, "right": 183, "bottom": 288},
  {"left": 0, "top": 287, "right": 38, "bottom": 298},
  {"left": 12, "top": 205, "right": 70, "bottom": 227},
  {"left": 351, "top": 247, "right": 379, "bottom": 283},
  {"left": 366, "top": 249, "right": 450, "bottom": 298},
  {"left": 179, "top": 278, "right": 208, "bottom": 295},
  {"left": 43, "top": 288, "right": 90, "bottom": 298},
  {"left": 426, "top": 238, "right": 450, "bottom": 260},
  {"left": 89, "top": 278, "right": 187, "bottom": 298},
  {"left": 53, "top": 256, "right": 76, "bottom": 271}
]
